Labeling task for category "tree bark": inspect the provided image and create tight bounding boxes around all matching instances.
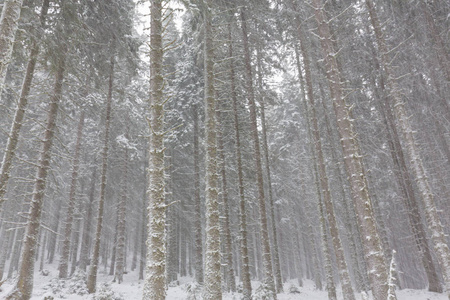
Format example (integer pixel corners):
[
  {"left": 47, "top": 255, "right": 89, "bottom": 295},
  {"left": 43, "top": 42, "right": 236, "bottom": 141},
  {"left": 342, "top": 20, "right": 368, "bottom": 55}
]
[
  {"left": 0, "top": 0, "right": 50, "bottom": 212},
  {"left": 228, "top": 20, "right": 252, "bottom": 300},
  {"left": 193, "top": 104, "right": 203, "bottom": 284},
  {"left": 202, "top": 1, "right": 222, "bottom": 299},
  {"left": 115, "top": 143, "right": 128, "bottom": 283},
  {"left": 0, "top": 0, "right": 24, "bottom": 100},
  {"left": 59, "top": 111, "right": 85, "bottom": 279},
  {"left": 311, "top": 0, "right": 393, "bottom": 298},
  {"left": 216, "top": 101, "right": 236, "bottom": 293},
  {"left": 255, "top": 39, "right": 283, "bottom": 294},
  {"left": 87, "top": 58, "right": 114, "bottom": 293},
  {"left": 79, "top": 165, "right": 97, "bottom": 272},
  {"left": 240, "top": 7, "right": 276, "bottom": 299},
  {"left": 365, "top": 0, "right": 450, "bottom": 297},
  {"left": 7, "top": 52, "right": 65, "bottom": 300},
  {"left": 290, "top": 2, "right": 355, "bottom": 298},
  {"left": 143, "top": 0, "right": 167, "bottom": 298}
]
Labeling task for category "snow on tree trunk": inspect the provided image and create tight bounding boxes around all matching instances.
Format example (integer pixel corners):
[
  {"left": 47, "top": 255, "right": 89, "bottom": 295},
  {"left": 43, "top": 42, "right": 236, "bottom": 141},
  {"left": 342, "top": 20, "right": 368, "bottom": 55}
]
[
  {"left": 87, "top": 58, "right": 114, "bottom": 294},
  {"left": 59, "top": 111, "right": 85, "bottom": 279},
  {"left": 0, "top": 0, "right": 50, "bottom": 212},
  {"left": 374, "top": 63, "right": 442, "bottom": 292},
  {"left": 143, "top": 0, "right": 167, "bottom": 299},
  {"left": 202, "top": 1, "right": 222, "bottom": 299},
  {"left": 255, "top": 43, "right": 283, "bottom": 294},
  {"left": 6, "top": 53, "right": 65, "bottom": 300},
  {"left": 0, "top": 0, "right": 23, "bottom": 101},
  {"left": 115, "top": 142, "right": 128, "bottom": 284},
  {"left": 193, "top": 104, "right": 203, "bottom": 285},
  {"left": 290, "top": 3, "right": 355, "bottom": 297},
  {"left": 387, "top": 251, "right": 397, "bottom": 300},
  {"left": 79, "top": 165, "right": 97, "bottom": 272},
  {"left": 228, "top": 20, "right": 252, "bottom": 300},
  {"left": 240, "top": 7, "right": 276, "bottom": 299},
  {"left": 311, "top": 0, "right": 393, "bottom": 299},
  {"left": 365, "top": 0, "right": 450, "bottom": 298},
  {"left": 216, "top": 104, "right": 236, "bottom": 293}
]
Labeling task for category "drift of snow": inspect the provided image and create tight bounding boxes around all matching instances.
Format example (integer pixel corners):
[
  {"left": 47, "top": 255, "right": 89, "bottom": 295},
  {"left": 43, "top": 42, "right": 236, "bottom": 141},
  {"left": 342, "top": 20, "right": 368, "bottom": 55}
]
[{"left": 0, "top": 262, "right": 447, "bottom": 300}]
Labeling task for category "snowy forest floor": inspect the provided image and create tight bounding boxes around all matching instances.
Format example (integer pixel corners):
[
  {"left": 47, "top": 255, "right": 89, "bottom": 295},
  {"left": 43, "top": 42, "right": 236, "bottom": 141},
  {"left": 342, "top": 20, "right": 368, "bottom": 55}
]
[{"left": 0, "top": 262, "right": 447, "bottom": 299}]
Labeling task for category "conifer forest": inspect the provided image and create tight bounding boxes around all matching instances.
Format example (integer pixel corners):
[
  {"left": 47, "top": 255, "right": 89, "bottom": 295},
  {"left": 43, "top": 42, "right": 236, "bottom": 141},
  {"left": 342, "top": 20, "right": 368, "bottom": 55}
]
[{"left": 0, "top": 0, "right": 449, "bottom": 299}]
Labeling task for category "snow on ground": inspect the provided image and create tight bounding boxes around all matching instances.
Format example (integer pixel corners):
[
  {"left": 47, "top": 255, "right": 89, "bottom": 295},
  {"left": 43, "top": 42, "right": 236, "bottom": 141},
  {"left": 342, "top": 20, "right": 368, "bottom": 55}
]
[{"left": 0, "top": 263, "right": 447, "bottom": 299}]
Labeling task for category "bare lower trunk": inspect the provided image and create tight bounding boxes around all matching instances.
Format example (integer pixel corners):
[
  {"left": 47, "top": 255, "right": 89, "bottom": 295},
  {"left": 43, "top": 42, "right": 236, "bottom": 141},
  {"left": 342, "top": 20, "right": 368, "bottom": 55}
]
[
  {"left": 79, "top": 165, "right": 97, "bottom": 272},
  {"left": 0, "top": 0, "right": 49, "bottom": 212},
  {"left": 7, "top": 53, "right": 65, "bottom": 300},
  {"left": 241, "top": 8, "right": 276, "bottom": 299},
  {"left": 290, "top": 3, "right": 355, "bottom": 298},
  {"left": 228, "top": 20, "right": 252, "bottom": 299},
  {"left": 0, "top": 0, "right": 24, "bottom": 99},
  {"left": 143, "top": 1, "right": 166, "bottom": 298},
  {"left": 216, "top": 104, "right": 236, "bottom": 293},
  {"left": 193, "top": 105, "right": 203, "bottom": 284},
  {"left": 59, "top": 111, "right": 85, "bottom": 279},
  {"left": 365, "top": 0, "right": 450, "bottom": 297},
  {"left": 87, "top": 58, "right": 114, "bottom": 293},
  {"left": 255, "top": 43, "right": 283, "bottom": 294},
  {"left": 115, "top": 145, "right": 128, "bottom": 283},
  {"left": 311, "top": 0, "right": 393, "bottom": 299},
  {"left": 202, "top": 1, "right": 222, "bottom": 299}
]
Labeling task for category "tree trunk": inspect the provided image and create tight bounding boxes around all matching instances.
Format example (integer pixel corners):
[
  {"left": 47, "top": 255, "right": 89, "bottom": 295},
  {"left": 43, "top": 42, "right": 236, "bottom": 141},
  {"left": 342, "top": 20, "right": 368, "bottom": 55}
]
[
  {"left": 39, "top": 230, "right": 47, "bottom": 272},
  {"left": 228, "top": 20, "right": 252, "bottom": 300},
  {"left": 202, "top": 1, "right": 222, "bottom": 299},
  {"left": 70, "top": 206, "right": 82, "bottom": 276},
  {"left": 47, "top": 195, "right": 62, "bottom": 265},
  {"left": 311, "top": 0, "right": 393, "bottom": 298},
  {"left": 0, "top": 0, "right": 50, "bottom": 212},
  {"left": 79, "top": 165, "right": 97, "bottom": 272},
  {"left": 143, "top": 0, "right": 167, "bottom": 298},
  {"left": 115, "top": 144, "right": 128, "bottom": 284},
  {"left": 290, "top": 3, "right": 355, "bottom": 298},
  {"left": 255, "top": 40, "right": 283, "bottom": 294},
  {"left": 216, "top": 100, "right": 236, "bottom": 293},
  {"left": 240, "top": 7, "right": 276, "bottom": 299},
  {"left": 365, "top": 0, "right": 450, "bottom": 297},
  {"left": 139, "top": 187, "right": 146, "bottom": 281},
  {"left": 59, "top": 111, "right": 85, "bottom": 278},
  {"left": 87, "top": 57, "right": 114, "bottom": 294},
  {"left": 0, "top": 0, "right": 24, "bottom": 100},
  {"left": 193, "top": 104, "right": 203, "bottom": 285},
  {"left": 7, "top": 52, "right": 65, "bottom": 300}
]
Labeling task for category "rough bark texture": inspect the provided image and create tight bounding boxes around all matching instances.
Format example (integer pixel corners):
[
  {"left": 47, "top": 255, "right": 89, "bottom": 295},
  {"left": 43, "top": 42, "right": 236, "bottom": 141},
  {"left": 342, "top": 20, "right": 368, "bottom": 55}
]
[
  {"left": 59, "top": 111, "right": 85, "bottom": 279},
  {"left": 293, "top": 43, "right": 323, "bottom": 292},
  {"left": 202, "top": 1, "right": 222, "bottom": 299},
  {"left": 228, "top": 21, "right": 252, "bottom": 300},
  {"left": 79, "top": 165, "right": 97, "bottom": 272},
  {"left": 7, "top": 53, "right": 65, "bottom": 300},
  {"left": 0, "top": 0, "right": 24, "bottom": 100},
  {"left": 374, "top": 63, "right": 442, "bottom": 292},
  {"left": 87, "top": 58, "right": 114, "bottom": 294},
  {"left": 241, "top": 7, "right": 276, "bottom": 299},
  {"left": 365, "top": 0, "right": 450, "bottom": 298},
  {"left": 318, "top": 194, "right": 337, "bottom": 300},
  {"left": 290, "top": 3, "right": 355, "bottom": 298},
  {"left": 115, "top": 145, "right": 128, "bottom": 283},
  {"left": 143, "top": 0, "right": 166, "bottom": 298},
  {"left": 255, "top": 42, "right": 283, "bottom": 294},
  {"left": 320, "top": 97, "right": 368, "bottom": 293},
  {"left": 0, "top": 0, "right": 49, "bottom": 212},
  {"left": 216, "top": 104, "right": 236, "bottom": 293},
  {"left": 193, "top": 104, "right": 203, "bottom": 284},
  {"left": 311, "top": 0, "right": 393, "bottom": 299}
]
